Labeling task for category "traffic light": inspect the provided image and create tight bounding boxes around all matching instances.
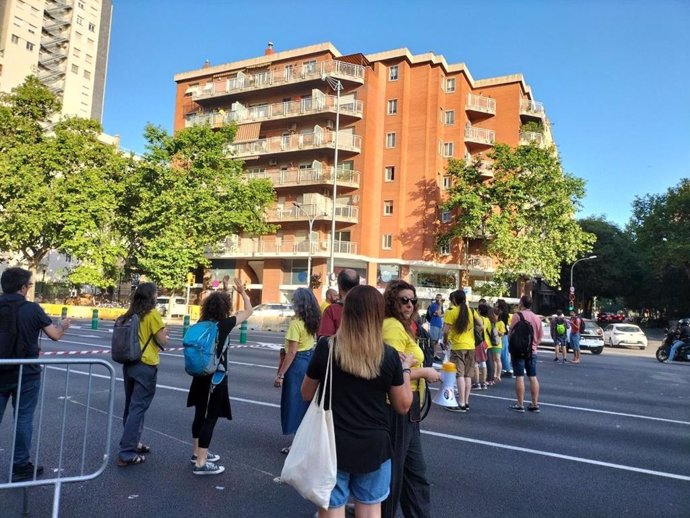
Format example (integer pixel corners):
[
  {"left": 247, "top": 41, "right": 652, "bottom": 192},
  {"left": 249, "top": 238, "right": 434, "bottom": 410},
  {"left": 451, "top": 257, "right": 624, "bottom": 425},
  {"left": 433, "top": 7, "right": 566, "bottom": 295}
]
[
  {"left": 186, "top": 272, "right": 195, "bottom": 286},
  {"left": 568, "top": 304, "right": 574, "bottom": 311}
]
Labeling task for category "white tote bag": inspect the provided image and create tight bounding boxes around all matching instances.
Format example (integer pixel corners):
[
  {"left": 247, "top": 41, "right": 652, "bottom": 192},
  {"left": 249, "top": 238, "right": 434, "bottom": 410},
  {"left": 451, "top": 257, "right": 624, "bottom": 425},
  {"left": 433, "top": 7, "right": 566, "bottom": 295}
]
[{"left": 280, "top": 341, "right": 337, "bottom": 509}]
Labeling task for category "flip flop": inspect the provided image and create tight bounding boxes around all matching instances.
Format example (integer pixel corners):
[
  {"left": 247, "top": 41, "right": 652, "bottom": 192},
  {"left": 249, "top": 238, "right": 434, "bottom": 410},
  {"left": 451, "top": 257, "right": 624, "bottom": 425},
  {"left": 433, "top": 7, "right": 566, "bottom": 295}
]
[
  {"left": 136, "top": 444, "right": 151, "bottom": 454},
  {"left": 117, "top": 454, "right": 146, "bottom": 466},
  {"left": 280, "top": 446, "right": 291, "bottom": 455}
]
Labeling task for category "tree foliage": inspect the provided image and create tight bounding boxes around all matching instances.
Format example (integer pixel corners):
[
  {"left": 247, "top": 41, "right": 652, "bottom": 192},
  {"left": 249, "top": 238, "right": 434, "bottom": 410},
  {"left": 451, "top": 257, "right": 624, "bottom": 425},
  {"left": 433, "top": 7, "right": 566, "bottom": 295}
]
[
  {"left": 117, "top": 123, "right": 275, "bottom": 291},
  {"left": 440, "top": 143, "right": 594, "bottom": 293},
  {"left": 0, "top": 77, "right": 128, "bottom": 292}
]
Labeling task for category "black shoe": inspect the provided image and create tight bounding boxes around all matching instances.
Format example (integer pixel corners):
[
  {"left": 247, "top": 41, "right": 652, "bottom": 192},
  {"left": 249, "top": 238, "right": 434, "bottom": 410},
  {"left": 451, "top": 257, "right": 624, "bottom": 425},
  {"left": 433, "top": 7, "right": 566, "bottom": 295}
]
[
  {"left": 445, "top": 405, "right": 466, "bottom": 413},
  {"left": 12, "top": 462, "right": 44, "bottom": 481}
]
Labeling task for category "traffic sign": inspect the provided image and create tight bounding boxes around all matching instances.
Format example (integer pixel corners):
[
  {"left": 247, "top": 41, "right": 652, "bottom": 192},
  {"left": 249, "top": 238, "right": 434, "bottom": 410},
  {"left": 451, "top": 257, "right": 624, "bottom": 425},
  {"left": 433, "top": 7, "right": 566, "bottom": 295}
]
[
  {"left": 569, "top": 293, "right": 576, "bottom": 302},
  {"left": 569, "top": 286, "right": 575, "bottom": 294}
]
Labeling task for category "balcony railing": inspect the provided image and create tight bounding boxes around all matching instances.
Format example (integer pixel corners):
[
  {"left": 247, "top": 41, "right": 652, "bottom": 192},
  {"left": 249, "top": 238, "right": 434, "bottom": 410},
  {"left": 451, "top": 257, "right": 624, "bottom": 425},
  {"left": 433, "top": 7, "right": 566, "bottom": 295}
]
[
  {"left": 519, "top": 131, "right": 545, "bottom": 146},
  {"left": 520, "top": 99, "right": 545, "bottom": 118},
  {"left": 267, "top": 203, "right": 358, "bottom": 223},
  {"left": 246, "top": 167, "right": 360, "bottom": 189},
  {"left": 464, "top": 126, "right": 495, "bottom": 146},
  {"left": 462, "top": 254, "right": 495, "bottom": 272},
  {"left": 228, "top": 131, "right": 362, "bottom": 158},
  {"left": 466, "top": 93, "right": 496, "bottom": 115},
  {"left": 220, "top": 237, "right": 358, "bottom": 257},
  {"left": 185, "top": 96, "right": 363, "bottom": 128},
  {"left": 192, "top": 60, "right": 365, "bottom": 102}
]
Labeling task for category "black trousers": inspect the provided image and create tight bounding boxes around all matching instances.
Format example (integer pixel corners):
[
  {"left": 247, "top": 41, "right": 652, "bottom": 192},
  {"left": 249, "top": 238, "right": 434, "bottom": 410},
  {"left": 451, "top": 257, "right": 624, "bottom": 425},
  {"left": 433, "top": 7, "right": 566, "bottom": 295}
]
[{"left": 381, "top": 398, "right": 432, "bottom": 518}]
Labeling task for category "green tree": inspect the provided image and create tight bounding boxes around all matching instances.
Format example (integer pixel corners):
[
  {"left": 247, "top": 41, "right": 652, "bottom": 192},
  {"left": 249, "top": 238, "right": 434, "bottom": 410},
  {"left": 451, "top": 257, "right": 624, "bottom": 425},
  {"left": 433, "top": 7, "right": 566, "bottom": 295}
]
[
  {"left": 117, "top": 123, "right": 275, "bottom": 291},
  {"left": 440, "top": 144, "right": 594, "bottom": 294},
  {"left": 0, "top": 77, "right": 129, "bottom": 297},
  {"left": 628, "top": 179, "right": 690, "bottom": 315}
]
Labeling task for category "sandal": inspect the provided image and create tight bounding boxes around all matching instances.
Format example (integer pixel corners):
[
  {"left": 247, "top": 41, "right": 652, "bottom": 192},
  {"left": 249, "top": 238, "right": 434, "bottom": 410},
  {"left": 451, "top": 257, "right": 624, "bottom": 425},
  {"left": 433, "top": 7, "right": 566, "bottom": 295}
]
[
  {"left": 280, "top": 446, "right": 291, "bottom": 455},
  {"left": 136, "top": 444, "right": 151, "bottom": 454},
  {"left": 117, "top": 454, "right": 146, "bottom": 466}
]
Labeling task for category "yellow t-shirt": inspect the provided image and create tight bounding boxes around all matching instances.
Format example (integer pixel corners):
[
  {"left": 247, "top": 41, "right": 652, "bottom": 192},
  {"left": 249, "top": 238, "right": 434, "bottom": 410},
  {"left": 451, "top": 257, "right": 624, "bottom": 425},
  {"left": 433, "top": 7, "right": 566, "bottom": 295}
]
[
  {"left": 382, "top": 317, "right": 424, "bottom": 392},
  {"left": 285, "top": 318, "right": 315, "bottom": 352},
  {"left": 482, "top": 316, "right": 491, "bottom": 345},
  {"left": 139, "top": 309, "right": 165, "bottom": 366},
  {"left": 496, "top": 320, "right": 507, "bottom": 337},
  {"left": 444, "top": 305, "right": 476, "bottom": 350},
  {"left": 320, "top": 301, "right": 330, "bottom": 313}
]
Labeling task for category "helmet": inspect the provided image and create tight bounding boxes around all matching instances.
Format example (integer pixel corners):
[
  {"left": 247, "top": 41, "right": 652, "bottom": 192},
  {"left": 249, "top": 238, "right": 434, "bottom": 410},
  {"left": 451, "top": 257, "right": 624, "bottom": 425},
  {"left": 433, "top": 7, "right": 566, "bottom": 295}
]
[{"left": 679, "top": 318, "right": 690, "bottom": 328}]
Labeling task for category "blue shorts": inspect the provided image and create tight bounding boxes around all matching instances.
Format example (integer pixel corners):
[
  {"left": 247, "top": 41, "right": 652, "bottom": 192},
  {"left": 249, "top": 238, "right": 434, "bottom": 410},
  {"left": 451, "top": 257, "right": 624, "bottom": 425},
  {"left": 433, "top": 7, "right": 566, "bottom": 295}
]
[
  {"left": 570, "top": 333, "right": 581, "bottom": 351},
  {"left": 429, "top": 325, "right": 443, "bottom": 342},
  {"left": 329, "top": 459, "right": 391, "bottom": 508},
  {"left": 511, "top": 355, "right": 537, "bottom": 377}
]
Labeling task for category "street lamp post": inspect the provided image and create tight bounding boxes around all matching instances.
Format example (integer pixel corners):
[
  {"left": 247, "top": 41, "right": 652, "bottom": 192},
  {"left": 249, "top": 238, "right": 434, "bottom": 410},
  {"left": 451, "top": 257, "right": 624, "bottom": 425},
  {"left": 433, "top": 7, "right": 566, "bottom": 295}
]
[
  {"left": 570, "top": 255, "right": 597, "bottom": 310},
  {"left": 294, "top": 202, "right": 316, "bottom": 287},
  {"left": 322, "top": 73, "right": 342, "bottom": 287}
]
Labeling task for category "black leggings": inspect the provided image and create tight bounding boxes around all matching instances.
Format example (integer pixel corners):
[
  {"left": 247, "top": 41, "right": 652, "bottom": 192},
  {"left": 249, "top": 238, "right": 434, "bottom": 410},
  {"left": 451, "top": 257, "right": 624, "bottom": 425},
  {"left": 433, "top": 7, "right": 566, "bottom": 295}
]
[{"left": 192, "top": 404, "right": 218, "bottom": 449}]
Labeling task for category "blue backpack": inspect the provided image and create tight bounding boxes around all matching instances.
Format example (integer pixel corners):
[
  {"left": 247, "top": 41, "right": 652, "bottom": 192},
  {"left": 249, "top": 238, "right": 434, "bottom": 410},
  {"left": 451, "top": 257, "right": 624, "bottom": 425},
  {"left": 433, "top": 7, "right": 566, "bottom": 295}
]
[{"left": 183, "top": 321, "right": 227, "bottom": 376}]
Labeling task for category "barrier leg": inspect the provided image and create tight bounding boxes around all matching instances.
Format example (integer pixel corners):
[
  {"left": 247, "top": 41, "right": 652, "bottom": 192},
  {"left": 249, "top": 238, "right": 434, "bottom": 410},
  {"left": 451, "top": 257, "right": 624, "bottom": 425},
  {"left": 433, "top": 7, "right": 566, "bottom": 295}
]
[
  {"left": 91, "top": 309, "right": 99, "bottom": 330},
  {"left": 182, "top": 315, "right": 190, "bottom": 338},
  {"left": 240, "top": 320, "right": 248, "bottom": 344}
]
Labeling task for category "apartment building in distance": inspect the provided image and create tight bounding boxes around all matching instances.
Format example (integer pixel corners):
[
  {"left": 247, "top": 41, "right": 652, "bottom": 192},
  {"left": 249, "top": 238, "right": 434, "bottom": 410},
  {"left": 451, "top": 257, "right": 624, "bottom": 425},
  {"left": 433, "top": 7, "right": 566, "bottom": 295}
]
[
  {"left": 173, "top": 42, "right": 553, "bottom": 304},
  {"left": 0, "top": 0, "right": 112, "bottom": 121}
]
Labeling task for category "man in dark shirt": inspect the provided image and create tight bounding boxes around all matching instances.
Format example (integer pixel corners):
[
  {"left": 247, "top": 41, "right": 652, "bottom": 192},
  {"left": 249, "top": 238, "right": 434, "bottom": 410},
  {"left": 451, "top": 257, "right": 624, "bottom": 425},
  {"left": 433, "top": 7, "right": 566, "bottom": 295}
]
[
  {"left": 0, "top": 267, "right": 72, "bottom": 481},
  {"left": 318, "top": 269, "right": 360, "bottom": 337}
]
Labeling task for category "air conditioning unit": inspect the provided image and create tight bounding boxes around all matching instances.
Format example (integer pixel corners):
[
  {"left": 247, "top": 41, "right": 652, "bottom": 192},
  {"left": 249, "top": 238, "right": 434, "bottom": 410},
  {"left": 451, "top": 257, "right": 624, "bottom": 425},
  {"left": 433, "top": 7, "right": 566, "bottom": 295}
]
[
  {"left": 325, "top": 120, "right": 335, "bottom": 130},
  {"left": 268, "top": 158, "right": 278, "bottom": 166},
  {"left": 287, "top": 123, "right": 297, "bottom": 131}
]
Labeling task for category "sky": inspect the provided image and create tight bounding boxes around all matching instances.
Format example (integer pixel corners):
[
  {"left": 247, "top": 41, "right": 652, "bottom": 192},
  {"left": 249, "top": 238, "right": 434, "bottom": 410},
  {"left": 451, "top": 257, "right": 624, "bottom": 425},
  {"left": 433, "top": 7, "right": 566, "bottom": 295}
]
[{"left": 102, "top": 0, "right": 690, "bottom": 228}]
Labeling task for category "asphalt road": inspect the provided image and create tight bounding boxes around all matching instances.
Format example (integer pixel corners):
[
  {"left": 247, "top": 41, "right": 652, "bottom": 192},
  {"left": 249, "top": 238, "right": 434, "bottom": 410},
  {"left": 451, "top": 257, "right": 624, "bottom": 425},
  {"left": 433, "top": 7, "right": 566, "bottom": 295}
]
[{"left": 1, "top": 320, "right": 688, "bottom": 517}]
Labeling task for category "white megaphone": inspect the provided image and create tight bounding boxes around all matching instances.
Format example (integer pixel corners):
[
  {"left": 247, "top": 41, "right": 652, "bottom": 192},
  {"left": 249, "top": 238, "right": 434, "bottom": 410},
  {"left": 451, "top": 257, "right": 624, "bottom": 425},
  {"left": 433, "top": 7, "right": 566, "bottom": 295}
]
[{"left": 433, "top": 362, "right": 459, "bottom": 407}]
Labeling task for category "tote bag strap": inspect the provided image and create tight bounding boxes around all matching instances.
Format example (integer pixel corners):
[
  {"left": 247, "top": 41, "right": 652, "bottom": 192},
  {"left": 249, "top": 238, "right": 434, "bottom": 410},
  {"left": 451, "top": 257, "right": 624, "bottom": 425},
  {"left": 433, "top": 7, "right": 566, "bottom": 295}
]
[{"left": 319, "top": 338, "right": 334, "bottom": 411}]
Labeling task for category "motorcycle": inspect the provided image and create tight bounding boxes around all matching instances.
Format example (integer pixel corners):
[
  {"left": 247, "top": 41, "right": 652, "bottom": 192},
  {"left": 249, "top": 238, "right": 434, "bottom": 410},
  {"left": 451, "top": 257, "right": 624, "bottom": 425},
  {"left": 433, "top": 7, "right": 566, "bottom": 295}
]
[{"left": 656, "top": 328, "right": 690, "bottom": 362}]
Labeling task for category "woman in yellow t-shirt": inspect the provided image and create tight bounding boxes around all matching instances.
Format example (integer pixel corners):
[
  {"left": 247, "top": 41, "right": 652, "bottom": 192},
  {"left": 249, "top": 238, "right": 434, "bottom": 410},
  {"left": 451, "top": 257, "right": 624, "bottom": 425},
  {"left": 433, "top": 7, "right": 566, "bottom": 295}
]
[
  {"left": 381, "top": 281, "right": 440, "bottom": 518},
  {"left": 274, "top": 287, "right": 320, "bottom": 454},
  {"left": 488, "top": 307, "right": 505, "bottom": 384},
  {"left": 442, "top": 289, "right": 482, "bottom": 412}
]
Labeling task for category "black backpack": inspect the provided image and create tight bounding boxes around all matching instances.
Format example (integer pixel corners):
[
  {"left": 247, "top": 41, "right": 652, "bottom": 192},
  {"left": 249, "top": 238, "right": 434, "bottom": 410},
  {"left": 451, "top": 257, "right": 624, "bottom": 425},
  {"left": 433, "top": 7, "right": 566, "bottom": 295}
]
[
  {"left": 111, "top": 314, "right": 155, "bottom": 364},
  {"left": 0, "top": 300, "right": 28, "bottom": 377},
  {"left": 509, "top": 312, "right": 533, "bottom": 359}
]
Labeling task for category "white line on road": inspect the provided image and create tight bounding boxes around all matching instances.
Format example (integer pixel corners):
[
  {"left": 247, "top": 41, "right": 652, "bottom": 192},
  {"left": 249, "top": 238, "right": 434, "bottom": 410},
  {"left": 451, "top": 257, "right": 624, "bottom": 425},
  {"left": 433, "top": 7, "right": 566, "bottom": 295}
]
[{"left": 421, "top": 429, "right": 690, "bottom": 482}]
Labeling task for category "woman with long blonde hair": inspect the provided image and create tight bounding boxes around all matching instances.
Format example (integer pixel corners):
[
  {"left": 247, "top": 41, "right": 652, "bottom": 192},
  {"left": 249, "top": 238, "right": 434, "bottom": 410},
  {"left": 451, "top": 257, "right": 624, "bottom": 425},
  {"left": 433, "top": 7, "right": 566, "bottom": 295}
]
[{"left": 302, "top": 285, "right": 414, "bottom": 518}]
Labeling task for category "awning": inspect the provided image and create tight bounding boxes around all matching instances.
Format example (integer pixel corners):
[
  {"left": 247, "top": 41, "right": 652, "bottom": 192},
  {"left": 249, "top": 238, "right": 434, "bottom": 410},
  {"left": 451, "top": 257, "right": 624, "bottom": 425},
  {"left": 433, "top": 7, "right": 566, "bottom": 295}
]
[
  {"left": 338, "top": 53, "right": 372, "bottom": 68},
  {"left": 234, "top": 122, "right": 261, "bottom": 143}
]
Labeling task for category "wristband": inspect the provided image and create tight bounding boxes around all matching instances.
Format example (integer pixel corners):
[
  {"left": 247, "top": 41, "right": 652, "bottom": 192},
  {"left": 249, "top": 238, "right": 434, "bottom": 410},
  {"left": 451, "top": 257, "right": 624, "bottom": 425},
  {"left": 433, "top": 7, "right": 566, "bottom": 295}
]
[{"left": 402, "top": 368, "right": 412, "bottom": 375}]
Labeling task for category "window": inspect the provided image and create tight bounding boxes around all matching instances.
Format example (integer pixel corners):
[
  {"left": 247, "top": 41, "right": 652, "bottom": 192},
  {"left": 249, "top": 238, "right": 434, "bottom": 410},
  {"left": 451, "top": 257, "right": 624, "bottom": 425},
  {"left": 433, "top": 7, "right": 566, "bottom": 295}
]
[
  {"left": 443, "top": 142, "right": 454, "bottom": 157},
  {"left": 389, "top": 65, "right": 399, "bottom": 81},
  {"left": 442, "top": 175, "right": 452, "bottom": 189},
  {"left": 75, "top": 31, "right": 82, "bottom": 41},
  {"left": 76, "top": 15, "right": 83, "bottom": 25},
  {"left": 71, "top": 64, "right": 79, "bottom": 73},
  {"left": 444, "top": 110, "right": 455, "bottom": 125},
  {"left": 87, "top": 38, "right": 94, "bottom": 46},
  {"left": 439, "top": 242, "right": 451, "bottom": 255},
  {"left": 387, "top": 99, "right": 398, "bottom": 115},
  {"left": 441, "top": 211, "right": 452, "bottom": 223},
  {"left": 384, "top": 166, "right": 395, "bottom": 182},
  {"left": 74, "top": 48, "right": 81, "bottom": 58},
  {"left": 303, "top": 60, "right": 317, "bottom": 75},
  {"left": 11, "top": 34, "right": 19, "bottom": 44},
  {"left": 385, "top": 132, "right": 396, "bottom": 148},
  {"left": 85, "top": 53, "right": 92, "bottom": 64},
  {"left": 446, "top": 78, "right": 456, "bottom": 93},
  {"left": 382, "top": 234, "right": 393, "bottom": 249},
  {"left": 284, "top": 64, "right": 293, "bottom": 80},
  {"left": 88, "top": 22, "right": 95, "bottom": 32},
  {"left": 78, "top": 1, "right": 85, "bottom": 8},
  {"left": 383, "top": 201, "right": 394, "bottom": 216},
  {"left": 25, "top": 41, "right": 34, "bottom": 51},
  {"left": 83, "top": 69, "right": 91, "bottom": 79}
]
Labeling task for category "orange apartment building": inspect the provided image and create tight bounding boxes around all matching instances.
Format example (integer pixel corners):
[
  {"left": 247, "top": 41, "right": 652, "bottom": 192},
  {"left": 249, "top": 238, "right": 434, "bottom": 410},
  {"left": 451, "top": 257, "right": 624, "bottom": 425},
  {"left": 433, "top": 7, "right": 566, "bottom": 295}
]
[{"left": 173, "top": 42, "right": 552, "bottom": 305}]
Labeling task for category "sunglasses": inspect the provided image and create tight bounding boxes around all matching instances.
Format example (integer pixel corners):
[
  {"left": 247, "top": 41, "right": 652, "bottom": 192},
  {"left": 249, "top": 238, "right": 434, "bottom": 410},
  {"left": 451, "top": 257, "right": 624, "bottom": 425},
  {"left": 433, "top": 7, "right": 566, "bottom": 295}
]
[{"left": 398, "top": 297, "right": 417, "bottom": 306}]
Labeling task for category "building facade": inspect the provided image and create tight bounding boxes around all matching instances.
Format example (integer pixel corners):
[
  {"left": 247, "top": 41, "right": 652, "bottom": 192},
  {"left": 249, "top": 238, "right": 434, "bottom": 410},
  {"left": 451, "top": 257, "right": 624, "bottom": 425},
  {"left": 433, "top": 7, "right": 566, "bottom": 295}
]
[
  {"left": 173, "top": 42, "right": 553, "bottom": 304},
  {"left": 0, "top": 0, "right": 112, "bottom": 121}
]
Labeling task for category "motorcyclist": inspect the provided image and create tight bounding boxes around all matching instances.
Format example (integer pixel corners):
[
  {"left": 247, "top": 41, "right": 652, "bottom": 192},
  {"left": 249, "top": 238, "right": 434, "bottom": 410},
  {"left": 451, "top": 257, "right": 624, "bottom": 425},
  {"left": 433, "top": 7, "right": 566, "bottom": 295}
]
[{"left": 667, "top": 318, "right": 690, "bottom": 362}]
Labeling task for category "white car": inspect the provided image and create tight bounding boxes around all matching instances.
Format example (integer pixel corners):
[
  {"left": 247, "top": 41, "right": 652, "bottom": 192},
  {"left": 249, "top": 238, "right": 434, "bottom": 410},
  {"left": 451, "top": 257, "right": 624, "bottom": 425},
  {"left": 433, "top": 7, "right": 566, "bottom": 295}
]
[
  {"left": 246, "top": 303, "right": 295, "bottom": 331},
  {"left": 603, "top": 324, "right": 648, "bottom": 350},
  {"left": 156, "top": 296, "right": 187, "bottom": 317}
]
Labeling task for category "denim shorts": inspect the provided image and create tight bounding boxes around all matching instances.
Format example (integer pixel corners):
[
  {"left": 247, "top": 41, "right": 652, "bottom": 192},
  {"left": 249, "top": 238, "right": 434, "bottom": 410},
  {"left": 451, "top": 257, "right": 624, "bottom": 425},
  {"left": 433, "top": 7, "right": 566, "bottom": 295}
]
[
  {"left": 511, "top": 355, "right": 537, "bottom": 377},
  {"left": 329, "top": 459, "right": 391, "bottom": 508}
]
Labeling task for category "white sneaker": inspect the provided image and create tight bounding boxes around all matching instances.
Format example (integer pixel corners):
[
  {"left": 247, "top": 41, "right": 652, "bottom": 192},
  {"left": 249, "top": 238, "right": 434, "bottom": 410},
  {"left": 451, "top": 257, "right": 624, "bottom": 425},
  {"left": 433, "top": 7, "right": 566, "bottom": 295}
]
[
  {"left": 193, "top": 461, "right": 225, "bottom": 475},
  {"left": 190, "top": 452, "right": 220, "bottom": 464}
]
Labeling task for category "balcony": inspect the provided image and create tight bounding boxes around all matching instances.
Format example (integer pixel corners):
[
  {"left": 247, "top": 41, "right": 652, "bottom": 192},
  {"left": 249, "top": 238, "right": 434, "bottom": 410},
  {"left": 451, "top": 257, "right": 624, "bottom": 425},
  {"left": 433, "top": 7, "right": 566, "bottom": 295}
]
[
  {"left": 192, "top": 60, "right": 365, "bottom": 103},
  {"left": 461, "top": 254, "right": 496, "bottom": 274},
  {"left": 267, "top": 203, "right": 359, "bottom": 224},
  {"left": 520, "top": 99, "right": 545, "bottom": 120},
  {"left": 466, "top": 93, "right": 496, "bottom": 117},
  {"left": 186, "top": 96, "right": 363, "bottom": 128},
  {"left": 218, "top": 237, "right": 358, "bottom": 258},
  {"left": 464, "top": 125, "right": 495, "bottom": 147},
  {"left": 228, "top": 130, "right": 362, "bottom": 159},
  {"left": 246, "top": 166, "right": 360, "bottom": 190},
  {"left": 519, "top": 131, "right": 546, "bottom": 147}
]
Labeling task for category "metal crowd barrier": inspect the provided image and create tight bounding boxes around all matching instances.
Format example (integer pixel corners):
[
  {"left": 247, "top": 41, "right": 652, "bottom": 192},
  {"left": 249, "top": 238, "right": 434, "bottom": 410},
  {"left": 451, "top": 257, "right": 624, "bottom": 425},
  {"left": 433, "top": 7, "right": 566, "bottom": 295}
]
[{"left": 0, "top": 358, "right": 116, "bottom": 517}]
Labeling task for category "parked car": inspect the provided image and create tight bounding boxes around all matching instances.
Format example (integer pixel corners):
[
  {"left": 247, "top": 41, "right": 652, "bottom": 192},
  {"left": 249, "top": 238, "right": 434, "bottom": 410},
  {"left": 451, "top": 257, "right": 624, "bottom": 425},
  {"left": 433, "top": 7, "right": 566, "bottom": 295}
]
[
  {"left": 602, "top": 323, "right": 648, "bottom": 350},
  {"left": 597, "top": 312, "right": 626, "bottom": 325},
  {"left": 540, "top": 316, "right": 554, "bottom": 347},
  {"left": 156, "top": 296, "right": 187, "bottom": 317},
  {"left": 575, "top": 319, "right": 604, "bottom": 355}
]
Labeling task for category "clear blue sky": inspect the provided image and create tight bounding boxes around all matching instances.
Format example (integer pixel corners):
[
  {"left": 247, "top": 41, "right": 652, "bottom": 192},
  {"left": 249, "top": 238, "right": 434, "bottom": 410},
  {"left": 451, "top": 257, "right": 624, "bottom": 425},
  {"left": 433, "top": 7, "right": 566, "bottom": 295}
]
[{"left": 102, "top": 0, "right": 689, "bottom": 228}]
